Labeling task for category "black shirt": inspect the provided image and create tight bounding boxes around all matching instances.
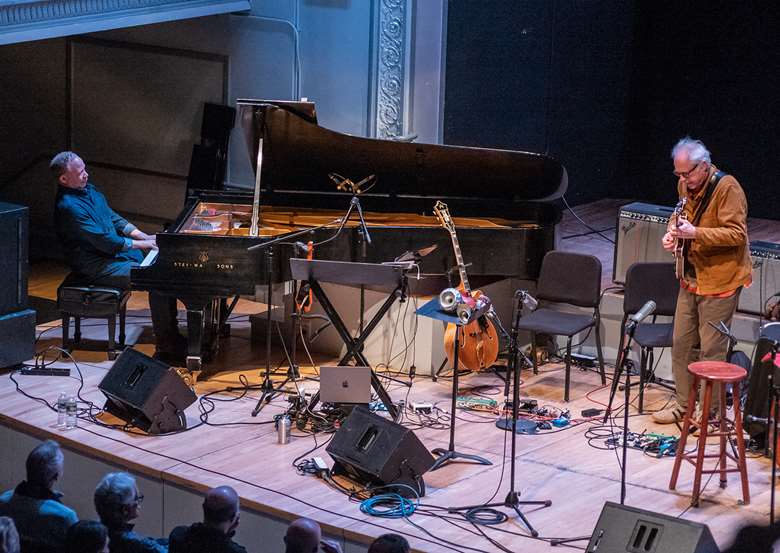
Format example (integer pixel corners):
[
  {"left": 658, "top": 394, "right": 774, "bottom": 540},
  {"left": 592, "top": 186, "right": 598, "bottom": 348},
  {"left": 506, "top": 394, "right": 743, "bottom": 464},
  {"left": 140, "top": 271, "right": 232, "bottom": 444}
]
[{"left": 169, "top": 523, "right": 247, "bottom": 553}]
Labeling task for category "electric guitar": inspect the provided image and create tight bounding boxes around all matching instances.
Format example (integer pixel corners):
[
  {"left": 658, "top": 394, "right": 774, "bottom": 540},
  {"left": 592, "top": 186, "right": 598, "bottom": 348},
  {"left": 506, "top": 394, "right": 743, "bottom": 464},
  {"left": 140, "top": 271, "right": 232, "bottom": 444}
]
[
  {"left": 671, "top": 197, "right": 688, "bottom": 279},
  {"left": 433, "top": 201, "right": 499, "bottom": 371}
]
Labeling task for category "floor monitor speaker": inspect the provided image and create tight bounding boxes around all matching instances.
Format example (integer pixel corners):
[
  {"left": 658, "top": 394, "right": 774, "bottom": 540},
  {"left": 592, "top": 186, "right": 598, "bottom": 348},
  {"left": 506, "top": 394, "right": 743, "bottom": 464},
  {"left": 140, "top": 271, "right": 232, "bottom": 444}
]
[
  {"left": 98, "top": 348, "right": 196, "bottom": 434},
  {"left": 326, "top": 405, "right": 434, "bottom": 496},
  {"left": 587, "top": 501, "right": 719, "bottom": 553}
]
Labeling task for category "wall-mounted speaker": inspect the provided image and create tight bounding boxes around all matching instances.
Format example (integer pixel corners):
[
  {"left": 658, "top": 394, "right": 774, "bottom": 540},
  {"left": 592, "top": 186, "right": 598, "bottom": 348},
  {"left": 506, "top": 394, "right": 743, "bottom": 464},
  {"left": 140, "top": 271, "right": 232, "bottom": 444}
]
[
  {"left": 586, "top": 501, "right": 719, "bottom": 553},
  {"left": 98, "top": 348, "right": 196, "bottom": 434},
  {"left": 326, "top": 406, "right": 434, "bottom": 496}
]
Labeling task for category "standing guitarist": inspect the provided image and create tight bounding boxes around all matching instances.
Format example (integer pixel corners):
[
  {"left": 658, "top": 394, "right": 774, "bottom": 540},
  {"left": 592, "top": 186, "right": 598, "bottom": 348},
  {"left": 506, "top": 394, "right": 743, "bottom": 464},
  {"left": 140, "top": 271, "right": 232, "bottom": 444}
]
[{"left": 653, "top": 137, "right": 752, "bottom": 424}]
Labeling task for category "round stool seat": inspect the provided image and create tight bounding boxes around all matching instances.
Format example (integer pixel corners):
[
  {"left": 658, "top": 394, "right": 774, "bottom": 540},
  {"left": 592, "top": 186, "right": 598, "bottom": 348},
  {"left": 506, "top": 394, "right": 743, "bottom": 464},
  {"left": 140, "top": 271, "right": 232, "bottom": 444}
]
[{"left": 687, "top": 360, "right": 746, "bottom": 382}]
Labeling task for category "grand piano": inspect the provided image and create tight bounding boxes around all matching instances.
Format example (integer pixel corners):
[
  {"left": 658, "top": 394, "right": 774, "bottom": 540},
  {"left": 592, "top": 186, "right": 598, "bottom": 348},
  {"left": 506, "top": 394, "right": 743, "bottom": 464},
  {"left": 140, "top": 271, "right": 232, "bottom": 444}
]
[{"left": 131, "top": 99, "right": 567, "bottom": 373}]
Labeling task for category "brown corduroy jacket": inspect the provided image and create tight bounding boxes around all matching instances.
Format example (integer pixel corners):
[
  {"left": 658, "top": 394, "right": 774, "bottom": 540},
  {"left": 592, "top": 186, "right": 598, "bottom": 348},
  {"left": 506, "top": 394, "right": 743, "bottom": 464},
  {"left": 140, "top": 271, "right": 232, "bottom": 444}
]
[{"left": 673, "top": 164, "right": 752, "bottom": 295}]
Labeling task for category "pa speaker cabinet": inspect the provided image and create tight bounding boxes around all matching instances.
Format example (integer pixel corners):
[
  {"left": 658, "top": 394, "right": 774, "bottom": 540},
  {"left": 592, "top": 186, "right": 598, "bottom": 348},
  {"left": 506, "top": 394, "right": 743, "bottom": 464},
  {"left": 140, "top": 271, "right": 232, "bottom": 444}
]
[
  {"left": 738, "top": 240, "right": 780, "bottom": 315},
  {"left": 587, "top": 501, "right": 719, "bottom": 553},
  {"left": 0, "top": 309, "right": 35, "bottom": 368},
  {"left": 99, "top": 348, "right": 196, "bottom": 434},
  {"left": 0, "top": 202, "right": 29, "bottom": 316},
  {"left": 614, "top": 202, "right": 674, "bottom": 284},
  {"left": 326, "top": 405, "right": 434, "bottom": 496}
]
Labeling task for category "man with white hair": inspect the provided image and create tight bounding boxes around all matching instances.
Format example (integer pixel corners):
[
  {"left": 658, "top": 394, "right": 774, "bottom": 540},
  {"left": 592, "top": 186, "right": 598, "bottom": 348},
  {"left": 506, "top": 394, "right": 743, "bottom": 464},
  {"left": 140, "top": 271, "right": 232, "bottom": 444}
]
[
  {"left": 93, "top": 472, "right": 167, "bottom": 553},
  {"left": 653, "top": 137, "right": 752, "bottom": 424},
  {"left": 52, "top": 151, "right": 185, "bottom": 363},
  {"left": 0, "top": 440, "right": 78, "bottom": 552}
]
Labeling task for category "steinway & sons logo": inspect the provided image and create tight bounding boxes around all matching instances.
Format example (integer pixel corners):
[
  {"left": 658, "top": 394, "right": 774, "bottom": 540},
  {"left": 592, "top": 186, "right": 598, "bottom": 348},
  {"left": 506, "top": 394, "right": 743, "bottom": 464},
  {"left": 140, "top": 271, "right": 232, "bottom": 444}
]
[{"left": 172, "top": 250, "right": 234, "bottom": 271}]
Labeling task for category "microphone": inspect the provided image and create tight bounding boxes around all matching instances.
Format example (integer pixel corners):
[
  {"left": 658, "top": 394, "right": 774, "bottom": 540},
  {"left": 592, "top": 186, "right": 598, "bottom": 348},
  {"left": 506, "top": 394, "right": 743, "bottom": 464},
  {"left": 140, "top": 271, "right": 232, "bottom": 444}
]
[
  {"left": 515, "top": 290, "right": 538, "bottom": 311},
  {"left": 294, "top": 241, "right": 310, "bottom": 255},
  {"left": 626, "top": 300, "right": 656, "bottom": 331},
  {"left": 351, "top": 196, "right": 372, "bottom": 244}
]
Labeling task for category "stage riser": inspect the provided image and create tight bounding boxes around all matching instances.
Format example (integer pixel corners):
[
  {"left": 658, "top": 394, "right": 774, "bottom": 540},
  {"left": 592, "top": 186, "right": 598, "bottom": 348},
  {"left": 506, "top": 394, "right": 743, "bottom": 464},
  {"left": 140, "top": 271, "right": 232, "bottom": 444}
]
[{"left": 0, "top": 425, "right": 361, "bottom": 553}]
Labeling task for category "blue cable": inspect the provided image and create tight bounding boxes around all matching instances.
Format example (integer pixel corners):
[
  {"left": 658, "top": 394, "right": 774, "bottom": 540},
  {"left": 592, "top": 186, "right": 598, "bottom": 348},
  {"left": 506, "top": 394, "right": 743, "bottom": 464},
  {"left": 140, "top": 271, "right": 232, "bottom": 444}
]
[{"left": 360, "top": 493, "right": 416, "bottom": 518}]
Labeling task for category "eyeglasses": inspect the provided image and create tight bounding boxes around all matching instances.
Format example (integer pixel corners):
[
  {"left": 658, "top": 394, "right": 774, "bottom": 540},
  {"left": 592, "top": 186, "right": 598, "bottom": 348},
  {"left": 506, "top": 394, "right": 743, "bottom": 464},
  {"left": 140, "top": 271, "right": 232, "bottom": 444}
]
[
  {"left": 673, "top": 162, "right": 701, "bottom": 179},
  {"left": 133, "top": 493, "right": 144, "bottom": 505}
]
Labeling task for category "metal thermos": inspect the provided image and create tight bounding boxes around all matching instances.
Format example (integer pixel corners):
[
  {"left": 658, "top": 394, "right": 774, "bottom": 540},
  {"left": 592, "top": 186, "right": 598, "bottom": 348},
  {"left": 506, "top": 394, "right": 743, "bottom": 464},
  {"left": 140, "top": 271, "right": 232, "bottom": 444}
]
[{"left": 277, "top": 414, "right": 291, "bottom": 444}]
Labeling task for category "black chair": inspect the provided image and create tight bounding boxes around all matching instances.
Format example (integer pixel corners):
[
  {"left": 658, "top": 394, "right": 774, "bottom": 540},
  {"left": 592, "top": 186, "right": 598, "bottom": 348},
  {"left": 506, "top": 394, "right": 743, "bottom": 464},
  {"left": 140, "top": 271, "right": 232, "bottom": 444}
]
[
  {"left": 515, "top": 251, "right": 606, "bottom": 401},
  {"left": 57, "top": 273, "right": 130, "bottom": 360},
  {"left": 618, "top": 262, "right": 678, "bottom": 412}
]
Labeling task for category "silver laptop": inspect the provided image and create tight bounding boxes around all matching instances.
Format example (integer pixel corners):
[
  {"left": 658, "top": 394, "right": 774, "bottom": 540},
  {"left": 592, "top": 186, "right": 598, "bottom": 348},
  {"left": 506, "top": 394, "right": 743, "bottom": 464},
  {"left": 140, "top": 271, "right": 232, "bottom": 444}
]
[{"left": 319, "top": 366, "right": 372, "bottom": 404}]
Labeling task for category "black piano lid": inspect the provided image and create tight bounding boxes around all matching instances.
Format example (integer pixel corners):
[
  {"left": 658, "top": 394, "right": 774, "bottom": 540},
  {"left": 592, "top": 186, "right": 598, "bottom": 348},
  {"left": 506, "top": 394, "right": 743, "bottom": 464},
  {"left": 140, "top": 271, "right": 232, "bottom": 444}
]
[{"left": 236, "top": 99, "right": 567, "bottom": 221}]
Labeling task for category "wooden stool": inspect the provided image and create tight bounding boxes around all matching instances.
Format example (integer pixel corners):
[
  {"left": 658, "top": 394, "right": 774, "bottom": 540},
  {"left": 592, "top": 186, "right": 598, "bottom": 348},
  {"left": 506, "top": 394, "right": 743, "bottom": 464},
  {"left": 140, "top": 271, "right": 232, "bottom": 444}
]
[
  {"left": 57, "top": 275, "right": 130, "bottom": 360},
  {"left": 669, "top": 360, "right": 750, "bottom": 506}
]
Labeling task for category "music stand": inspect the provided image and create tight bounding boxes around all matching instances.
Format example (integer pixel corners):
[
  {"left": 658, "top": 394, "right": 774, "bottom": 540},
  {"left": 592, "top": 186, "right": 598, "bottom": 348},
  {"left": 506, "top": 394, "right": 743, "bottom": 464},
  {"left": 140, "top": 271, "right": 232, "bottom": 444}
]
[
  {"left": 416, "top": 297, "right": 492, "bottom": 470},
  {"left": 290, "top": 258, "right": 408, "bottom": 420}
]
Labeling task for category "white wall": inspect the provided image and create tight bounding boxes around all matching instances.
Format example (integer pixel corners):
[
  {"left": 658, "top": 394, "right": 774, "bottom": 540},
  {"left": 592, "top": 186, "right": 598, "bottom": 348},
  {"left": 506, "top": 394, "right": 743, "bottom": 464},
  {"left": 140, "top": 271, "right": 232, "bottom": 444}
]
[{"left": 0, "top": 0, "right": 447, "bottom": 258}]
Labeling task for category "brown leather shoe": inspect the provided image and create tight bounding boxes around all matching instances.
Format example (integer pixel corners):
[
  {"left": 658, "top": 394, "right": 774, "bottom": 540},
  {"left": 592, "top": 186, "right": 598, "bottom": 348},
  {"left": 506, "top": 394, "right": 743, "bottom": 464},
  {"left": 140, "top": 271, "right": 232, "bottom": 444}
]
[{"left": 652, "top": 402, "right": 685, "bottom": 424}]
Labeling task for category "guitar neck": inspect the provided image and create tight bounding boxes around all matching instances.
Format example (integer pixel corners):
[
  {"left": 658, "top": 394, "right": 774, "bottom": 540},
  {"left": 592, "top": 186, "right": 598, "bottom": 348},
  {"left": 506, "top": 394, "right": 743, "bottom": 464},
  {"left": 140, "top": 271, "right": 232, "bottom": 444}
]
[{"left": 449, "top": 231, "right": 471, "bottom": 294}]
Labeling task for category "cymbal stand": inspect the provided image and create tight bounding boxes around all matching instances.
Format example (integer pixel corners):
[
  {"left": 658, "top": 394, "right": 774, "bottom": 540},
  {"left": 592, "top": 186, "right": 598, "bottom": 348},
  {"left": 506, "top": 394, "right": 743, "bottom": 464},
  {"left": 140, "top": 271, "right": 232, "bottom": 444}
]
[{"left": 448, "top": 291, "right": 551, "bottom": 537}]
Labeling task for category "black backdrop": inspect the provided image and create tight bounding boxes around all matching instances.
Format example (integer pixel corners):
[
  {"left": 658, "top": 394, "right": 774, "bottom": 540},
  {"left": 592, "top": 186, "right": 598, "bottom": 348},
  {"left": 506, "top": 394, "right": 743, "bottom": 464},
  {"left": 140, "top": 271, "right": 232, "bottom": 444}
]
[{"left": 444, "top": 1, "right": 780, "bottom": 219}]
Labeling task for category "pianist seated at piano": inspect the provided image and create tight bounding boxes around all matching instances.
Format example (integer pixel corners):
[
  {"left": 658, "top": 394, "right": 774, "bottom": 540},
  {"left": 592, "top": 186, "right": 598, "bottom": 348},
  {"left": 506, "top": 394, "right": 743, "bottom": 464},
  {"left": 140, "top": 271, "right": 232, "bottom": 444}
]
[{"left": 51, "top": 151, "right": 186, "bottom": 362}]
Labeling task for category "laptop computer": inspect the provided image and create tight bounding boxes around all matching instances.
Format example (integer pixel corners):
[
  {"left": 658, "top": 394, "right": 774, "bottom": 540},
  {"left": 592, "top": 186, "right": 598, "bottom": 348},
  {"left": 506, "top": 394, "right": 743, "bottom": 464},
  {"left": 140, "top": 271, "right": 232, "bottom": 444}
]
[{"left": 319, "top": 366, "right": 372, "bottom": 404}]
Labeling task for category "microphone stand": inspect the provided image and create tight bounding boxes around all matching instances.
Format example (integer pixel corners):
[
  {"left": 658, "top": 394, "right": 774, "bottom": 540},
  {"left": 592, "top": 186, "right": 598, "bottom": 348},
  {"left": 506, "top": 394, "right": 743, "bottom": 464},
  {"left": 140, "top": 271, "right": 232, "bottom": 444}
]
[
  {"left": 352, "top": 195, "right": 371, "bottom": 336},
  {"left": 449, "top": 291, "right": 551, "bottom": 538},
  {"left": 552, "top": 320, "right": 638, "bottom": 547},
  {"left": 246, "top": 203, "right": 355, "bottom": 417}
]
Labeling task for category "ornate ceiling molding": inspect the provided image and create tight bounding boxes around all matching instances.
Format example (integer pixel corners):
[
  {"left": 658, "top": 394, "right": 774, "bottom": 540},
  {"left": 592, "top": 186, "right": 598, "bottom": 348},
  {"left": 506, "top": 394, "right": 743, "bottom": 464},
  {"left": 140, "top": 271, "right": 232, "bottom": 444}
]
[{"left": 0, "top": 0, "right": 250, "bottom": 45}]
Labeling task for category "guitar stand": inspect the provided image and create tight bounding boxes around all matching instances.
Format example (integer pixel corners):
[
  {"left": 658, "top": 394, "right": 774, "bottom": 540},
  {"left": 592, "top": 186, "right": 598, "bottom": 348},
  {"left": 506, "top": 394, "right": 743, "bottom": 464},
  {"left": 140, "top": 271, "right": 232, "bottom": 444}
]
[{"left": 291, "top": 259, "right": 409, "bottom": 420}]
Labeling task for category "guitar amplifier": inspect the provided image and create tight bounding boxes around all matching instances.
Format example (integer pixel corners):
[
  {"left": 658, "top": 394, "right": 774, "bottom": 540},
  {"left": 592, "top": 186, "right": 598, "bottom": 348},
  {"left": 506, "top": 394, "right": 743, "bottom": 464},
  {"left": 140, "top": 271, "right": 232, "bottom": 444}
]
[
  {"left": 613, "top": 202, "right": 674, "bottom": 284},
  {"left": 738, "top": 240, "right": 780, "bottom": 315}
]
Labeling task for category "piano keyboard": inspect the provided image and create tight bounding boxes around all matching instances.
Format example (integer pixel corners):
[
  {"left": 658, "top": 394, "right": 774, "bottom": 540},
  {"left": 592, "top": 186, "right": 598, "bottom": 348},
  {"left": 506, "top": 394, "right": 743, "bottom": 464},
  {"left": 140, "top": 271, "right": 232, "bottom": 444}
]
[{"left": 140, "top": 248, "right": 159, "bottom": 267}]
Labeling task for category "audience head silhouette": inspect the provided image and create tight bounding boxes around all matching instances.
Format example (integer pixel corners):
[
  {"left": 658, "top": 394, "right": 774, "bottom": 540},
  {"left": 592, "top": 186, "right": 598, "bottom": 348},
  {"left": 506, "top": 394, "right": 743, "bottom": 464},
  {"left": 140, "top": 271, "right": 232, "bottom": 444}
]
[
  {"left": 203, "top": 485, "right": 240, "bottom": 534},
  {"left": 368, "top": 534, "right": 410, "bottom": 553},
  {"left": 284, "top": 518, "right": 321, "bottom": 553},
  {"left": 65, "top": 520, "right": 109, "bottom": 553},
  {"left": 94, "top": 472, "right": 144, "bottom": 528},
  {"left": 26, "top": 439, "right": 64, "bottom": 491}
]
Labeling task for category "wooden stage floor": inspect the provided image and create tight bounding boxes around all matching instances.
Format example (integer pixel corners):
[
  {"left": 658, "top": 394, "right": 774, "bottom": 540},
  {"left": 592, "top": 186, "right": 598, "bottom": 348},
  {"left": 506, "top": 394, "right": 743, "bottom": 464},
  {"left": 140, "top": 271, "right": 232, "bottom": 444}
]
[{"left": 4, "top": 199, "right": 779, "bottom": 552}]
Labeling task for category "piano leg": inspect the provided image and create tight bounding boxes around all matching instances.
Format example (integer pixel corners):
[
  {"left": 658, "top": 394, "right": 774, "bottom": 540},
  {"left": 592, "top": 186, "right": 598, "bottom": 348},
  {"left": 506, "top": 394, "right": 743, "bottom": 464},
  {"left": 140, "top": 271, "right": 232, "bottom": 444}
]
[
  {"left": 178, "top": 296, "right": 223, "bottom": 375},
  {"left": 185, "top": 306, "right": 204, "bottom": 373}
]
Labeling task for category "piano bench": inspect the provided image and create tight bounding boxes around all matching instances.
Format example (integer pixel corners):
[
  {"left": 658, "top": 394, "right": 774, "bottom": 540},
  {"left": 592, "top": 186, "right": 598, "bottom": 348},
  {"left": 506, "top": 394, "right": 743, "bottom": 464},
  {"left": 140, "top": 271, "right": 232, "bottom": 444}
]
[{"left": 57, "top": 278, "right": 130, "bottom": 360}]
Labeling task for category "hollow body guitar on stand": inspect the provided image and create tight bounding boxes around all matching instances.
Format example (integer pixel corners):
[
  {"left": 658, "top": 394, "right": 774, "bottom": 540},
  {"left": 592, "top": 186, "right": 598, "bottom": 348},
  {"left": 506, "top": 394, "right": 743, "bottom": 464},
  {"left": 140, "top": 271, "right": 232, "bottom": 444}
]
[
  {"left": 433, "top": 201, "right": 499, "bottom": 371},
  {"left": 672, "top": 197, "right": 688, "bottom": 279}
]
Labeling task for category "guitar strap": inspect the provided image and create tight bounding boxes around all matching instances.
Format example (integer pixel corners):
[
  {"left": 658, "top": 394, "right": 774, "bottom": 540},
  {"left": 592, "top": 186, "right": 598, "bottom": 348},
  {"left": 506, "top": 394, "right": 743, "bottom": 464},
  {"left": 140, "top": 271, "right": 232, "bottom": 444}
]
[
  {"left": 682, "top": 169, "right": 727, "bottom": 275},
  {"left": 690, "top": 169, "right": 726, "bottom": 226}
]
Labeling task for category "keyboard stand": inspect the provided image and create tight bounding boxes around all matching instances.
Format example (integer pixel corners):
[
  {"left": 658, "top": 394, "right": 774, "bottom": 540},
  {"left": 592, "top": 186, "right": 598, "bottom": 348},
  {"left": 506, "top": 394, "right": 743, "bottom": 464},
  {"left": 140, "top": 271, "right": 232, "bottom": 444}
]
[{"left": 290, "top": 259, "right": 408, "bottom": 420}]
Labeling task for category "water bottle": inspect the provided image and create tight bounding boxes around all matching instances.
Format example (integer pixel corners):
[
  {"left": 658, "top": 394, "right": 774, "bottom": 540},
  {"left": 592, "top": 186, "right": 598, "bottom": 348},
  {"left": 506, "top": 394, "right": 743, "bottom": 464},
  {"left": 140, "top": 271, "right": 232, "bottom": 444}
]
[
  {"left": 56, "top": 392, "right": 68, "bottom": 428},
  {"left": 277, "top": 414, "right": 291, "bottom": 445},
  {"left": 65, "top": 395, "right": 78, "bottom": 429}
]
